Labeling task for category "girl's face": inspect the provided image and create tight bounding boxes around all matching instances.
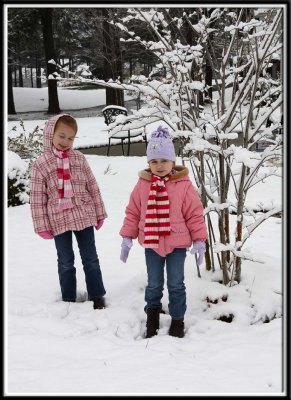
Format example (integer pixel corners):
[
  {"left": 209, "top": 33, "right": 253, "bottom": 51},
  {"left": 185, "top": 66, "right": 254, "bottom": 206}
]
[
  {"left": 53, "top": 121, "right": 76, "bottom": 151},
  {"left": 148, "top": 159, "right": 174, "bottom": 177}
]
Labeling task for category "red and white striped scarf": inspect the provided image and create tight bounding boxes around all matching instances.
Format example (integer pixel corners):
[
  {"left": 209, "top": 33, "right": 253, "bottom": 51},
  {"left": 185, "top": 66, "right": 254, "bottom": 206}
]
[
  {"left": 52, "top": 145, "right": 74, "bottom": 210},
  {"left": 143, "top": 173, "right": 171, "bottom": 248}
]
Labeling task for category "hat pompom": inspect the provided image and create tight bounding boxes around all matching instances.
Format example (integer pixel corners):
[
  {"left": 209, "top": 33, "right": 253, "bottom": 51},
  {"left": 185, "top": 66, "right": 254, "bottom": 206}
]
[{"left": 151, "top": 125, "right": 171, "bottom": 139}]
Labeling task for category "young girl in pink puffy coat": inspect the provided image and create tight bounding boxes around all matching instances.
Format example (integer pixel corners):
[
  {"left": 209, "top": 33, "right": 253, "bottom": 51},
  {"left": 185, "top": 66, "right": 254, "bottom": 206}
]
[
  {"left": 30, "top": 114, "right": 107, "bottom": 309},
  {"left": 119, "top": 126, "right": 208, "bottom": 338}
]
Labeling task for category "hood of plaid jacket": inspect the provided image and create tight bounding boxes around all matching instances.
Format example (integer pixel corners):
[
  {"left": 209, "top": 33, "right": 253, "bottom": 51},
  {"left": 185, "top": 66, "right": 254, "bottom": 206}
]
[
  {"left": 43, "top": 113, "right": 72, "bottom": 155},
  {"left": 138, "top": 165, "right": 189, "bottom": 181}
]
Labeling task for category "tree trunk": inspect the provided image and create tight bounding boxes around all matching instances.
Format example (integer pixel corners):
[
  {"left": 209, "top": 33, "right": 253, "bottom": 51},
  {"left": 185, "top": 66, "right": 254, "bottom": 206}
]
[
  {"left": 234, "top": 165, "right": 247, "bottom": 283},
  {"left": 30, "top": 66, "right": 34, "bottom": 87},
  {"left": 219, "top": 152, "right": 230, "bottom": 285},
  {"left": 114, "top": 23, "right": 124, "bottom": 106},
  {"left": 8, "top": 56, "right": 16, "bottom": 114},
  {"left": 205, "top": 61, "right": 212, "bottom": 100},
  {"left": 102, "top": 9, "right": 123, "bottom": 106},
  {"left": 199, "top": 152, "right": 212, "bottom": 271},
  {"left": 40, "top": 8, "right": 60, "bottom": 114},
  {"left": 18, "top": 62, "right": 23, "bottom": 87},
  {"left": 36, "top": 58, "right": 42, "bottom": 88},
  {"left": 13, "top": 66, "right": 17, "bottom": 87}
]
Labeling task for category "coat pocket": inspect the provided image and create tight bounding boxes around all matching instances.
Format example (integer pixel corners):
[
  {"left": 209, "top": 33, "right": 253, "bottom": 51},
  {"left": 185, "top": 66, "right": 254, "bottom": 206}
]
[
  {"left": 169, "top": 223, "right": 192, "bottom": 247},
  {"left": 47, "top": 199, "right": 64, "bottom": 228},
  {"left": 75, "top": 195, "right": 96, "bottom": 217},
  {"left": 47, "top": 198, "right": 61, "bottom": 214},
  {"left": 171, "top": 223, "right": 189, "bottom": 234},
  {"left": 75, "top": 194, "right": 93, "bottom": 206}
]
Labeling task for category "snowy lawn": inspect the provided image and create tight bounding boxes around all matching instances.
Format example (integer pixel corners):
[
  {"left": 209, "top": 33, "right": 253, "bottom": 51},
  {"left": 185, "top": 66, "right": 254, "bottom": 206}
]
[
  {"left": 7, "top": 116, "right": 154, "bottom": 151},
  {"left": 6, "top": 156, "right": 284, "bottom": 395},
  {"left": 6, "top": 88, "right": 285, "bottom": 395},
  {"left": 12, "top": 86, "right": 110, "bottom": 112}
]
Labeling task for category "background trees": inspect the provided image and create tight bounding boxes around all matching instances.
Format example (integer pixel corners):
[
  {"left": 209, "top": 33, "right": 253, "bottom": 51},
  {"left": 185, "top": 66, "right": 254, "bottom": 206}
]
[
  {"left": 7, "top": 7, "right": 158, "bottom": 112},
  {"left": 7, "top": 8, "right": 42, "bottom": 114}
]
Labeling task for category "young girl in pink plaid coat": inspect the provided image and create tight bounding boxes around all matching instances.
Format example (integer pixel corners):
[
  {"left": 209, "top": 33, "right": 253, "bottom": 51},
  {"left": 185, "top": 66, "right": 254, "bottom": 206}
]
[
  {"left": 119, "top": 126, "right": 208, "bottom": 338},
  {"left": 30, "top": 114, "right": 107, "bottom": 309}
]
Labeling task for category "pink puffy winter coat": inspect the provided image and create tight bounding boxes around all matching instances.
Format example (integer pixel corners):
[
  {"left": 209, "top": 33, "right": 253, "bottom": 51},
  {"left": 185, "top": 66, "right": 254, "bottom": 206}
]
[
  {"left": 30, "top": 114, "right": 107, "bottom": 236},
  {"left": 120, "top": 166, "right": 208, "bottom": 257}
]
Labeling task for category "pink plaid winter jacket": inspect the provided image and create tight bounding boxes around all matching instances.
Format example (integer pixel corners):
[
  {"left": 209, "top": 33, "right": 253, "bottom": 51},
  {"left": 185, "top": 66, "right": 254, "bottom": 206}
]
[
  {"left": 120, "top": 166, "right": 208, "bottom": 257},
  {"left": 30, "top": 114, "right": 107, "bottom": 236}
]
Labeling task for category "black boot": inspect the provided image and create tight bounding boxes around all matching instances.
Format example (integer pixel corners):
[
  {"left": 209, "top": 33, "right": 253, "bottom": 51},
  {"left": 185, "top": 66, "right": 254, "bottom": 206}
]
[
  {"left": 145, "top": 308, "right": 160, "bottom": 338},
  {"left": 92, "top": 297, "right": 105, "bottom": 310},
  {"left": 169, "top": 318, "right": 184, "bottom": 338}
]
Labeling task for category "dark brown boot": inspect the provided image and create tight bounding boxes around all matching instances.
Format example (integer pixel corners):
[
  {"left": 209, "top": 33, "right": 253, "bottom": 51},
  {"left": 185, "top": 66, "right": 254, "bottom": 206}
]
[
  {"left": 92, "top": 297, "right": 105, "bottom": 310},
  {"left": 169, "top": 318, "right": 184, "bottom": 338},
  {"left": 145, "top": 308, "right": 160, "bottom": 338}
]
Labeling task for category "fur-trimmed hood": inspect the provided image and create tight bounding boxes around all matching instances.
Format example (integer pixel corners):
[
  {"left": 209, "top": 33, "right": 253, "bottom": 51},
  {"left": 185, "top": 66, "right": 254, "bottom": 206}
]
[{"left": 138, "top": 165, "right": 189, "bottom": 181}]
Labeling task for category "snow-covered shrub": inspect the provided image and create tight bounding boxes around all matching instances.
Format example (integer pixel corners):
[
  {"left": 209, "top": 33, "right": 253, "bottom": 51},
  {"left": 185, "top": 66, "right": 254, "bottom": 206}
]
[
  {"left": 8, "top": 151, "right": 30, "bottom": 207},
  {"left": 8, "top": 120, "right": 43, "bottom": 206},
  {"left": 8, "top": 119, "right": 43, "bottom": 160},
  {"left": 110, "top": 8, "right": 283, "bottom": 285}
]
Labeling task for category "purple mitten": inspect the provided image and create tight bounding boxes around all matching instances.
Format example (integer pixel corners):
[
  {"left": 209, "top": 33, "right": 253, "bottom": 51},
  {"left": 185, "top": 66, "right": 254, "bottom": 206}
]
[
  {"left": 120, "top": 237, "right": 133, "bottom": 263},
  {"left": 38, "top": 231, "right": 54, "bottom": 240},
  {"left": 190, "top": 241, "right": 206, "bottom": 266}
]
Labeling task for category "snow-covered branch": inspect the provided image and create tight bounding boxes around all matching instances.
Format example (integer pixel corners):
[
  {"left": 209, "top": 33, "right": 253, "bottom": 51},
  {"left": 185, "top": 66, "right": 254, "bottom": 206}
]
[
  {"left": 213, "top": 242, "right": 265, "bottom": 263},
  {"left": 241, "top": 206, "right": 282, "bottom": 246}
]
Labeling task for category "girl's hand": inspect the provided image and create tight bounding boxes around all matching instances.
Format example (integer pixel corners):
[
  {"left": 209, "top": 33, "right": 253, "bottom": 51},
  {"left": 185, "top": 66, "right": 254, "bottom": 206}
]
[
  {"left": 38, "top": 231, "right": 54, "bottom": 239},
  {"left": 120, "top": 237, "right": 133, "bottom": 263},
  {"left": 190, "top": 241, "right": 206, "bottom": 266},
  {"left": 95, "top": 219, "right": 105, "bottom": 231}
]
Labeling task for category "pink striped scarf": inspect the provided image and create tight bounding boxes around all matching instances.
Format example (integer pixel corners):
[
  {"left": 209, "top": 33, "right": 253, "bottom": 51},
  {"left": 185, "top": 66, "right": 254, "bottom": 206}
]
[
  {"left": 52, "top": 145, "right": 74, "bottom": 210},
  {"left": 144, "top": 173, "right": 171, "bottom": 248}
]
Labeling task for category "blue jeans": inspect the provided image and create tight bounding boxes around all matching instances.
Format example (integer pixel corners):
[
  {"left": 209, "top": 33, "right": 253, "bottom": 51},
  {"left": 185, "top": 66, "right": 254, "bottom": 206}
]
[
  {"left": 144, "top": 248, "right": 187, "bottom": 320},
  {"left": 54, "top": 226, "right": 106, "bottom": 301}
]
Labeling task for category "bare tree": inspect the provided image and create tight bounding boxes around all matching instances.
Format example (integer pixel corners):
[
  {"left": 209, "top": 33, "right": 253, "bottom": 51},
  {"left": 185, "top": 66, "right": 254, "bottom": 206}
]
[{"left": 108, "top": 7, "right": 283, "bottom": 285}]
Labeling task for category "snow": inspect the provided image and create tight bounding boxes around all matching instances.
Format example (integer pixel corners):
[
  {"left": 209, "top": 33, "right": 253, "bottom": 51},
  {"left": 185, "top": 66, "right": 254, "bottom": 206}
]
[
  {"left": 5, "top": 87, "right": 285, "bottom": 396},
  {"left": 7, "top": 150, "right": 27, "bottom": 178},
  {"left": 102, "top": 105, "right": 128, "bottom": 112}
]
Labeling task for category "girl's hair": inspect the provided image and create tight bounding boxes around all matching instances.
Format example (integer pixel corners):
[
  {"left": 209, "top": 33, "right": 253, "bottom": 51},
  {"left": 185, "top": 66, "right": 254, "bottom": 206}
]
[{"left": 55, "top": 115, "right": 78, "bottom": 133}]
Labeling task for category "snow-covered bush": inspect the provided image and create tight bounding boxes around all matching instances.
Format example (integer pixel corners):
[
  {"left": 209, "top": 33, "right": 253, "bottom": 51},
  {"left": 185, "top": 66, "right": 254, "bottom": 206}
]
[
  {"left": 7, "top": 120, "right": 43, "bottom": 207},
  {"left": 111, "top": 8, "right": 283, "bottom": 285},
  {"left": 8, "top": 119, "right": 43, "bottom": 160},
  {"left": 8, "top": 151, "right": 30, "bottom": 207}
]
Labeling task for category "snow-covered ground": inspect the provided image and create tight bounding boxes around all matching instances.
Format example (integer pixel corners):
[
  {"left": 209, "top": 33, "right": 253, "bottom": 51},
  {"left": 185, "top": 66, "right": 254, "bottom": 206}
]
[
  {"left": 12, "top": 86, "right": 108, "bottom": 112},
  {"left": 5, "top": 87, "right": 285, "bottom": 396}
]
